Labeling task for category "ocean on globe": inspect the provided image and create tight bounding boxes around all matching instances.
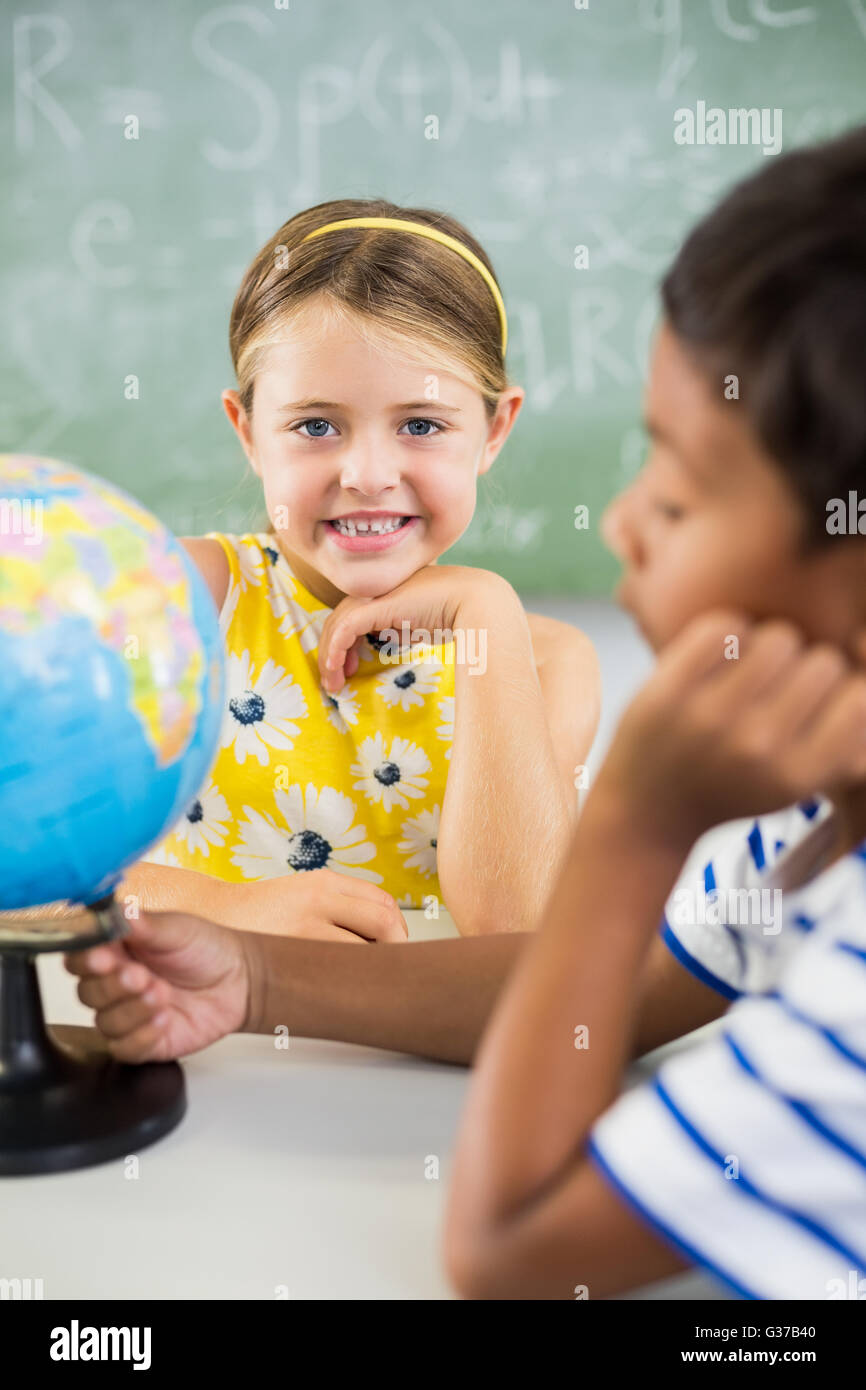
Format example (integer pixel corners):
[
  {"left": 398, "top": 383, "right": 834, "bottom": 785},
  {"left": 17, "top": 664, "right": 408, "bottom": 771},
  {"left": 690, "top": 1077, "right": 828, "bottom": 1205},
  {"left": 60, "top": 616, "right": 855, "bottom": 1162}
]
[{"left": 0, "top": 454, "right": 225, "bottom": 911}]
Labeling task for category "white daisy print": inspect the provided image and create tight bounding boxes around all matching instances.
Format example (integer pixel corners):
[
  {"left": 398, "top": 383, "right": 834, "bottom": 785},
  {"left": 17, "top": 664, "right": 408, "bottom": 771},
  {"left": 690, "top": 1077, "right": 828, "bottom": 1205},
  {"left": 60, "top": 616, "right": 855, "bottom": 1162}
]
[
  {"left": 260, "top": 550, "right": 306, "bottom": 610},
  {"left": 399, "top": 805, "right": 441, "bottom": 879},
  {"left": 173, "top": 778, "right": 231, "bottom": 858},
  {"left": 141, "top": 841, "right": 181, "bottom": 868},
  {"left": 321, "top": 681, "right": 360, "bottom": 733},
  {"left": 268, "top": 584, "right": 330, "bottom": 655},
  {"left": 230, "top": 783, "right": 382, "bottom": 882},
  {"left": 236, "top": 537, "right": 267, "bottom": 591},
  {"left": 377, "top": 656, "right": 443, "bottom": 711},
  {"left": 437, "top": 696, "right": 454, "bottom": 759},
  {"left": 352, "top": 733, "right": 431, "bottom": 812},
  {"left": 218, "top": 577, "right": 240, "bottom": 642},
  {"left": 221, "top": 650, "right": 308, "bottom": 766}
]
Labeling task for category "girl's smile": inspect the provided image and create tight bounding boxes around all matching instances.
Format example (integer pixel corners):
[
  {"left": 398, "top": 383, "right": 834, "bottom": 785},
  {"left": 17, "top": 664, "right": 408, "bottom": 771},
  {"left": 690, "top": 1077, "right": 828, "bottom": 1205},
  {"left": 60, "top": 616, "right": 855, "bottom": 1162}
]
[{"left": 323, "top": 513, "right": 421, "bottom": 554}]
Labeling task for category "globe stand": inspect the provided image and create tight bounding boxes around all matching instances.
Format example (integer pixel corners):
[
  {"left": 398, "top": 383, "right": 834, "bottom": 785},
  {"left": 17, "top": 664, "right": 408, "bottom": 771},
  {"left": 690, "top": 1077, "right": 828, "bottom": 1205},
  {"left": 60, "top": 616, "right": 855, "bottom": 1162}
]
[{"left": 0, "top": 894, "right": 186, "bottom": 1176}]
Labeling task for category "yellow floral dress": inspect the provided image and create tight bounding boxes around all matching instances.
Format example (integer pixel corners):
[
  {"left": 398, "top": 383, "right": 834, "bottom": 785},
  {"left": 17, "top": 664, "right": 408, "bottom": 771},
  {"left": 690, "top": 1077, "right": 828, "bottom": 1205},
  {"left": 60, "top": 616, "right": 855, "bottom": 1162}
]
[{"left": 142, "top": 532, "right": 455, "bottom": 909}]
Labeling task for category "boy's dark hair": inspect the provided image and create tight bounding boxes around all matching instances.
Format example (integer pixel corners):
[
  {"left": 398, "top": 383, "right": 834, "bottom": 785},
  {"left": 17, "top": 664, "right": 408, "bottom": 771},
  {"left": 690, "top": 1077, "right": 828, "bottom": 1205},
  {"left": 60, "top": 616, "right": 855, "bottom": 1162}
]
[{"left": 661, "top": 124, "right": 866, "bottom": 545}]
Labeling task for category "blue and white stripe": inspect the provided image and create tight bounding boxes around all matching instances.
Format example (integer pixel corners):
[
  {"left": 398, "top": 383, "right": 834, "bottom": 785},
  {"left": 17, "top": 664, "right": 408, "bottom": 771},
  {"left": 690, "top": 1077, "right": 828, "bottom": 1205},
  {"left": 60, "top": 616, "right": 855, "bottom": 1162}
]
[{"left": 589, "top": 801, "right": 866, "bottom": 1299}]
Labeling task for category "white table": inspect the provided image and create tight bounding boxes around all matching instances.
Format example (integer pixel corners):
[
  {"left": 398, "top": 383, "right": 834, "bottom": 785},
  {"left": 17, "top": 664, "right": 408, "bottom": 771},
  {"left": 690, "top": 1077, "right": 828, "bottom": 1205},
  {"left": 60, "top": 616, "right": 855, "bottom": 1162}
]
[
  {"left": 0, "top": 911, "right": 465, "bottom": 1301},
  {"left": 1, "top": 910, "right": 725, "bottom": 1300}
]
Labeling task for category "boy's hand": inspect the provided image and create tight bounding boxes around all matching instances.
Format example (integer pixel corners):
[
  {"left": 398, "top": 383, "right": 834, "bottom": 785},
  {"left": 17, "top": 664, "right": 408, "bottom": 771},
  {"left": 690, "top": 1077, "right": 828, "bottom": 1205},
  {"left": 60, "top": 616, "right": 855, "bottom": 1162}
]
[
  {"left": 595, "top": 610, "right": 866, "bottom": 848},
  {"left": 64, "top": 909, "right": 256, "bottom": 1063},
  {"left": 317, "top": 564, "right": 508, "bottom": 692}
]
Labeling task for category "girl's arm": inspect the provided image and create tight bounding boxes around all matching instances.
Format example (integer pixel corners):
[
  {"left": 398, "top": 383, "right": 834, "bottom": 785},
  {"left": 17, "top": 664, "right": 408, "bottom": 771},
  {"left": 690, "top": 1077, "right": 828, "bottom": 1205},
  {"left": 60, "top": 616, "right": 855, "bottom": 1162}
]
[
  {"left": 436, "top": 578, "right": 596, "bottom": 936},
  {"left": 118, "top": 861, "right": 408, "bottom": 941},
  {"left": 119, "top": 861, "right": 243, "bottom": 928},
  {"left": 526, "top": 613, "right": 601, "bottom": 808}
]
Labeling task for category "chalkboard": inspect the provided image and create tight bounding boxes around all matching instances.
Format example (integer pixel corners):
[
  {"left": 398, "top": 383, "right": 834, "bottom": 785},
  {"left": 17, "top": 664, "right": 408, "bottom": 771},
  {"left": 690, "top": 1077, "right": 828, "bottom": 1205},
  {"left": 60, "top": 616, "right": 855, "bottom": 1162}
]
[{"left": 2, "top": 0, "right": 865, "bottom": 593}]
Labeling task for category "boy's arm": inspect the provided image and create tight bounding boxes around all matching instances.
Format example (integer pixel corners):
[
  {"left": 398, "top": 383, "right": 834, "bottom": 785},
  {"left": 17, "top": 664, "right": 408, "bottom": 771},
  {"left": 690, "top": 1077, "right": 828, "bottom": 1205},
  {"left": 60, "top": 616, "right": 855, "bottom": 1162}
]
[
  {"left": 79, "top": 869, "right": 729, "bottom": 1070},
  {"left": 442, "top": 791, "right": 699, "bottom": 1298},
  {"left": 631, "top": 927, "right": 730, "bottom": 1056},
  {"left": 243, "top": 913, "right": 729, "bottom": 1065},
  {"left": 442, "top": 610, "right": 866, "bottom": 1298}
]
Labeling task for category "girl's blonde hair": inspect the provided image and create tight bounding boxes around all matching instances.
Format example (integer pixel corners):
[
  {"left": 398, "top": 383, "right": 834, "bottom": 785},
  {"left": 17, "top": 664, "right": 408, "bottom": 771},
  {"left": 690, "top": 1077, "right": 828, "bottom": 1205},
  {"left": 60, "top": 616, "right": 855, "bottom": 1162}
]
[{"left": 229, "top": 196, "right": 509, "bottom": 425}]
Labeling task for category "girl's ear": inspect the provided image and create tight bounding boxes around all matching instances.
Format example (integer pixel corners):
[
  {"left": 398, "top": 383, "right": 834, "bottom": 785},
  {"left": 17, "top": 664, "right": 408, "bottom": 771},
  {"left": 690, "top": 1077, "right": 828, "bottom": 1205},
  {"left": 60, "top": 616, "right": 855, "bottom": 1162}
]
[
  {"left": 222, "top": 389, "right": 262, "bottom": 477},
  {"left": 478, "top": 386, "right": 525, "bottom": 476}
]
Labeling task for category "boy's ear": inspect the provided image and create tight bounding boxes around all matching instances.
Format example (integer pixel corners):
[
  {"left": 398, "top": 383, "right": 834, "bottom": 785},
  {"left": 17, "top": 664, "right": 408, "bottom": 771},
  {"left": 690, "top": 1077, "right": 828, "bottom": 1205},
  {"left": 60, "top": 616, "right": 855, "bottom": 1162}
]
[
  {"left": 222, "top": 389, "right": 261, "bottom": 477},
  {"left": 478, "top": 386, "right": 525, "bottom": 476}
]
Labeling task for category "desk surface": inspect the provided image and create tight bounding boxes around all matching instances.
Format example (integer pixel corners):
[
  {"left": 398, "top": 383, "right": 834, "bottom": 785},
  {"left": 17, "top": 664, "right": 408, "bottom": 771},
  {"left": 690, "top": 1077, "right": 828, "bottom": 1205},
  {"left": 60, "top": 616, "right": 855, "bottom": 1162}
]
[
  {"left": 2, "top": 912, "right": 463, "bottom": 1300},
  {"left": 1, "top": 911, "right": 725, "bottom": 1301}
]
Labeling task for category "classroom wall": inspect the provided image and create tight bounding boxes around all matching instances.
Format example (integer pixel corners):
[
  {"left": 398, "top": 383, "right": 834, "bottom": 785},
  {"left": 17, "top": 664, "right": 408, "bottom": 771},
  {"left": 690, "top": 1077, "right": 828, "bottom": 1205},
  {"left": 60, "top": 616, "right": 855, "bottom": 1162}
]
[{"left": 2, "top": 0, "right": 865, "bottom": 592}]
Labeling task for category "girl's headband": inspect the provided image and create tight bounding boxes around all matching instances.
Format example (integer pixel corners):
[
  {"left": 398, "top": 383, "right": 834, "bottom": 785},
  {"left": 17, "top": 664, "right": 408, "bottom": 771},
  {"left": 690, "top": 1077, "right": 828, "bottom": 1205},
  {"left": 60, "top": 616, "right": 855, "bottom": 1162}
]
[{"left": 300, "top": 216, "right": 508, "bottom": 356}]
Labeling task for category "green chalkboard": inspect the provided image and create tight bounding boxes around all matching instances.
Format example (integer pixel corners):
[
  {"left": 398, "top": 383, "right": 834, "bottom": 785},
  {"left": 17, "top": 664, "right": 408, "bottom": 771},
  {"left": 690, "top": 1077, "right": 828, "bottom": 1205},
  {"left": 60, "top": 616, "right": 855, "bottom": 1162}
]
[{"left": 2, "top": 0, "right": 865, "bottom": 592}]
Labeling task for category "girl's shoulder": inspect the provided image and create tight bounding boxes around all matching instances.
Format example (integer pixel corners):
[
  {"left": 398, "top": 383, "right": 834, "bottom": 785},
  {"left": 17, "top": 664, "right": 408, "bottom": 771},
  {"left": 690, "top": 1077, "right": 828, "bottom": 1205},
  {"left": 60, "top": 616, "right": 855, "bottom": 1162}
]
[
  {"left": 178, "top": 533, "right": 232, "bottom": 614},
  {"left": 179, "top": 531, "right": 296, "bottom": 618}
]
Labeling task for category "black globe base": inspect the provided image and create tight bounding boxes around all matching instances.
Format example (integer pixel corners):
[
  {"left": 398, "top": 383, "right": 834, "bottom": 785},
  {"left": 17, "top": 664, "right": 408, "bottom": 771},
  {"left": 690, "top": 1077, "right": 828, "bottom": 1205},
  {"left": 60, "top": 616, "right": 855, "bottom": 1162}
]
[
  {"left": 0, "top": 909, "right": 186, "bottom": 1177},
  {"left": 0, "top": 1023, "right": 186, "bottom": 1177}
]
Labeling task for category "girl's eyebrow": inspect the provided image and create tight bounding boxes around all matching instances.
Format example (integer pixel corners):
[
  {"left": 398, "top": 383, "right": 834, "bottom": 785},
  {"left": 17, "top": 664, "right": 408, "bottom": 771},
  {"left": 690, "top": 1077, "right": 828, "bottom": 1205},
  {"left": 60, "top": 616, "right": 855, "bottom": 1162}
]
[
  {"left": 276, "top": 398, "right": 463, "bottom": 415},
  {"left": 276, "top": 399, "right": 341, "bottom": 413}
]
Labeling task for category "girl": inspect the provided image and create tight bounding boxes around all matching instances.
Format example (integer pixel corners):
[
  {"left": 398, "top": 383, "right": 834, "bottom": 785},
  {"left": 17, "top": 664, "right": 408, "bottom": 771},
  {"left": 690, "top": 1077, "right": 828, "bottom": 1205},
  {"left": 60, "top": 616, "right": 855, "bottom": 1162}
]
[{"left": 129, "top": 198, "right": 600, "bottom": 941}]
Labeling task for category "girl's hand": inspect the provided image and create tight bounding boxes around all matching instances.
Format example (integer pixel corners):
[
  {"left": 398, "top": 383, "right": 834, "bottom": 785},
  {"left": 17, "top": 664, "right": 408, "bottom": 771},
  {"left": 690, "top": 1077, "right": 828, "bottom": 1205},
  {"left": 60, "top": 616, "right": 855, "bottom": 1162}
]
[
  {"left": 593, "top": 610, "right": 866, "bottom": 849},
  {"left": 64, "top": 909, "right": 252, "bottom": 1062},
  {"left": 317, "top": 564, "right": 506, "bottom": 692},
  {"left": 232, "top": 868, "right": 408, "bottom": 943}
]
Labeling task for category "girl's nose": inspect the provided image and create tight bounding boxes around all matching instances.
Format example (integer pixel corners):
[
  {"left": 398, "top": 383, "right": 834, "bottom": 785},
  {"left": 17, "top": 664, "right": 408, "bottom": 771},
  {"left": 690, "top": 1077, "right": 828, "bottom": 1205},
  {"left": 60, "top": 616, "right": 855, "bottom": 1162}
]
[{"left": 339, "top": 445, "right": 400, "bottom": 497}]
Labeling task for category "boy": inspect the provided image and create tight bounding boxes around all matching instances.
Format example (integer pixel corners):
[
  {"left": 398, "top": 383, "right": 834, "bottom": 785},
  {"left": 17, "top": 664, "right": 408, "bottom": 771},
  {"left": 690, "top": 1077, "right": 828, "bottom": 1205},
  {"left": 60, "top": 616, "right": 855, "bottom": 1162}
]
[{"left": 66, "top": 125, "right": 866, "bottom": 1299}]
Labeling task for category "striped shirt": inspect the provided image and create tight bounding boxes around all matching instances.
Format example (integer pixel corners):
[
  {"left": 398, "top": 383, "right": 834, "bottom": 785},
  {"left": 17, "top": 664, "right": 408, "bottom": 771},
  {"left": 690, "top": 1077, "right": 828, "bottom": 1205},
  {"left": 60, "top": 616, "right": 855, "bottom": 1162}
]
[{"left": 588, "top": 799, "right": 866, "bottom": 1300}]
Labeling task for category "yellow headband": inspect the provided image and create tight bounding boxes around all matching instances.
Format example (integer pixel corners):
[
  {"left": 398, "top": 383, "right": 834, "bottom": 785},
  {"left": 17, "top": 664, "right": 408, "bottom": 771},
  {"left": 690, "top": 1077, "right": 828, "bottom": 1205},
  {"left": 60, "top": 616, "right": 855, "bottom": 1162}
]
[{"left": 300, "top": 216, "right": 508, "bottom": 356}]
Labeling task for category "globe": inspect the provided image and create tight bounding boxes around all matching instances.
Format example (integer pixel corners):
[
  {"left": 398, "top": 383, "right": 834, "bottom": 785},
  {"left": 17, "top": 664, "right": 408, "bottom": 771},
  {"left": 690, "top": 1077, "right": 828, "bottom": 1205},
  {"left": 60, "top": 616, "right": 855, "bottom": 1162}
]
[{"left": 0, "top": 454, "right": 225, "bottom": 912}]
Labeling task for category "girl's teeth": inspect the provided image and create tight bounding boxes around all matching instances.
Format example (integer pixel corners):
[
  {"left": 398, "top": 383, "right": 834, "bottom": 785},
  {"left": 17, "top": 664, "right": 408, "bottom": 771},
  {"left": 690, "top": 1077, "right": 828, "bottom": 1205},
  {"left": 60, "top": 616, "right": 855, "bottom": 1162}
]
[{"left": 333, "top": 517, "right": 405, "bottom": 536}]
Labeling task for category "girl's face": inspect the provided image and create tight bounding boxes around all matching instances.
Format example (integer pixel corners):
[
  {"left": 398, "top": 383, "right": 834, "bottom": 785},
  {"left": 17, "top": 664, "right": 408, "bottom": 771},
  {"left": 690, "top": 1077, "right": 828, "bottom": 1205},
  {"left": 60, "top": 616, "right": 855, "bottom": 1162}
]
[{"left": 223, "top": 303, "right": 523, "bottom": 607}]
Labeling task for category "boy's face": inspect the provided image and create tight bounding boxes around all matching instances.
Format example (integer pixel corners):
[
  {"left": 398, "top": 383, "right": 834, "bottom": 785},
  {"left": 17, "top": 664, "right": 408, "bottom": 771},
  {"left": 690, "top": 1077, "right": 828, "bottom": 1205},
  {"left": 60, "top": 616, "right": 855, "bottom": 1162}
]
[
  {"left": 223, "top": 300, "right": 522, "bottom": 607},
  {"left": 602, "top": 322, "right": 864, "bottom": 655}
]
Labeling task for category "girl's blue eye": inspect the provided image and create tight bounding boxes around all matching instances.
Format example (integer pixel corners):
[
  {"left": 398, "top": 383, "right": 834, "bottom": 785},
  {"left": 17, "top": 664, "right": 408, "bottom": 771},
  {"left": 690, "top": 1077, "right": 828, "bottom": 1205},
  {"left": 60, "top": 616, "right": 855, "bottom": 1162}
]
[
  {"left": 400, "top": 418, "right": 442, "bottom": 437},
  {"left": 295, "top": 418, "right": 335, "bottom": 438},
  {"left": 292, "top": 418, "right": 443, "bottom": 438}
]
